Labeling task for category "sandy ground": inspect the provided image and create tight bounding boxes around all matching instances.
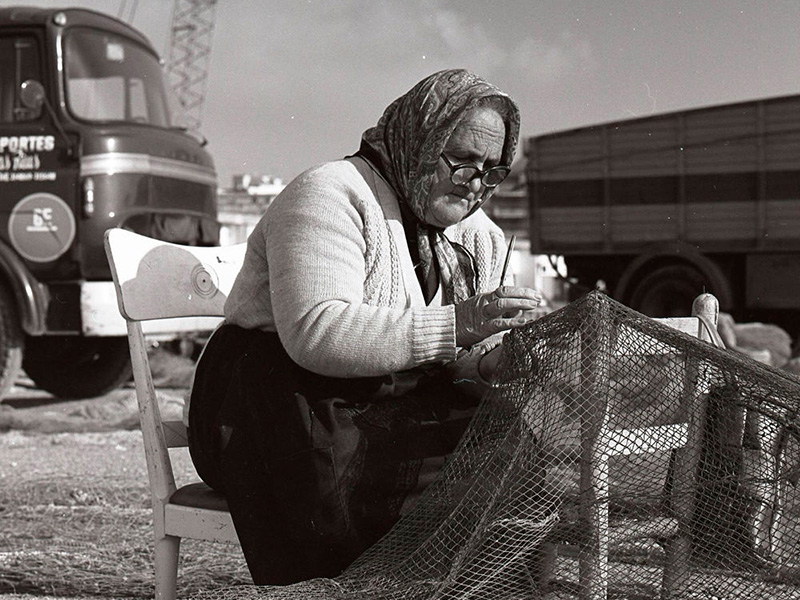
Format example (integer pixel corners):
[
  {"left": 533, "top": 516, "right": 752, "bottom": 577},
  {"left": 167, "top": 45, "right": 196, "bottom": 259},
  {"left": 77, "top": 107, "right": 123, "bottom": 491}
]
[
  {"left": 0, "top": 427, "right": 203, "bottom": 600},
  {"left": 0, "top": 374, "right": 196, "bottom": 490},
  {"left": 0, "top": 350, "right": 212, "bottom": 600},
  {"left": 0, "top": 349, "right": 198, "bottom": 482}
]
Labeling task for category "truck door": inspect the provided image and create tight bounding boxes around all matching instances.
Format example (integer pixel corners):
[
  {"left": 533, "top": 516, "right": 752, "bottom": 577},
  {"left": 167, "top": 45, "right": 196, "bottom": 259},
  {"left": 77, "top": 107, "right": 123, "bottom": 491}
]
[
  {"left": 0, "top": 31, "right": 43, "bottom": 398},
  {"left": 0, "top": 30, "right": 80, "bottom": 280}
]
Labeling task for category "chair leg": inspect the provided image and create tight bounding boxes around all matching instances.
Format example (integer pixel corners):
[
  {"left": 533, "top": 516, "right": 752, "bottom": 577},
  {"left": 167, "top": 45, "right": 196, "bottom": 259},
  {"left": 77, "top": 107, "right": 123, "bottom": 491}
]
[{"left": 154, "top": 533, "right": 181, "bottom": 600}]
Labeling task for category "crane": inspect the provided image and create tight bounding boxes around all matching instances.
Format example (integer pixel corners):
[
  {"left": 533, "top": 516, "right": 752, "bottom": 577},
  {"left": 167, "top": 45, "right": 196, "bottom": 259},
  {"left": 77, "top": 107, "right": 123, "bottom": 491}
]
[{"left": 165, "top": 0, "right": 218, "bottom": 132}]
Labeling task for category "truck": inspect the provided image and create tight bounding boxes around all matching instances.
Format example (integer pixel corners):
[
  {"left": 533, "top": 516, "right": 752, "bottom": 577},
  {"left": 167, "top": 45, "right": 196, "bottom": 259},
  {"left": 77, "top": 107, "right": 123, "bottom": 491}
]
[
  {"left": 526, "top": 93, "right": 800, "bottom": 339},
  {"left": 0, "top": 7, "right": 219, "bottom": 400}
]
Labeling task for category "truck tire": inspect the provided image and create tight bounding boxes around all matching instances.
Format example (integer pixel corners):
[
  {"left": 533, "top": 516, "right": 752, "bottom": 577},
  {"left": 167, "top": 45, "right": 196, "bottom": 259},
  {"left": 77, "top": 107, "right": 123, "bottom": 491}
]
[
  {"left": 22, "top": 336, "right": 132, "bottom": 399},
  {"left": 0, "top": 286, "right": 24, "bottom": 400},
  {"left": 625, "top": 263, "right": 708, "bottom": 318}
]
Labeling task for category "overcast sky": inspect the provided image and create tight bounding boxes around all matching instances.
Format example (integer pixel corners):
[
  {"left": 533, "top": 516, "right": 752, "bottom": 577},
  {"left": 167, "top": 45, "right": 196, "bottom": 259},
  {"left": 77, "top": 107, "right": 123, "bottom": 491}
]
[{"left": 15, "top": 0, "right": 800, "bottom": 186}]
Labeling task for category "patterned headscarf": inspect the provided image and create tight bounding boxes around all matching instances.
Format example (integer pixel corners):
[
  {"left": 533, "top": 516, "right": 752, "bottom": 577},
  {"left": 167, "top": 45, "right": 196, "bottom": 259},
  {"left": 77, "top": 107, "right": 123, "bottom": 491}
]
[{"left": 357, "top": 69, "right": 520, "bottom": 305}]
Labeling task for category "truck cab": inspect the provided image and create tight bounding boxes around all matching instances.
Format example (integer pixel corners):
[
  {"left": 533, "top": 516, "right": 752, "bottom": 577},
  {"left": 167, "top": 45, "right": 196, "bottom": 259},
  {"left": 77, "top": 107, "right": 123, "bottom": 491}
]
[{"left": 0, "top": 7, "right": 219, "bottom": 399}]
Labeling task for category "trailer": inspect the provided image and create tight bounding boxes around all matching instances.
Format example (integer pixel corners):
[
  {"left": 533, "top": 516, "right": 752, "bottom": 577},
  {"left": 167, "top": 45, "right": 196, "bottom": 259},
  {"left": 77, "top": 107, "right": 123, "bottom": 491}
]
[{"left": 526, "top": 93, "right": 800, "bottom": 337}]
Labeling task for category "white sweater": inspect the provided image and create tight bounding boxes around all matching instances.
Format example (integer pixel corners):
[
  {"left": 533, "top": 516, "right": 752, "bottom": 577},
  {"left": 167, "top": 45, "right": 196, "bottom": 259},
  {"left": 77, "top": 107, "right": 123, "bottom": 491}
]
[{"left": 224, "top": 158, "right": 508, "bottom": 378}]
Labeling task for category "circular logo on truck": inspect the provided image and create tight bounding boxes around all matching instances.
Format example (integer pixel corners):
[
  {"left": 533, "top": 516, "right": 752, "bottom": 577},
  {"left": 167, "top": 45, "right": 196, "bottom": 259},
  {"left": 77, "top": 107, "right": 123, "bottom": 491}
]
[{"left": 8, "top": 193, "right": 76, "bottom": 263}]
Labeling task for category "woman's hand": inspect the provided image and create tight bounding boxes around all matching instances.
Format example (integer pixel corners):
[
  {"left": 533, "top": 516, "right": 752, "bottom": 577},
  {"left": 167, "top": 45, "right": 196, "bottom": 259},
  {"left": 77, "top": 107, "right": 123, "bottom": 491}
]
[
  {"left": 455, "top": 286, "right": 542, "bottom": 348},
  {"left": 446, "top": 333, "right": 504, "bottom": 399},
  {"left": 477, "top": 344, "right": 503, "bottom": 382}
]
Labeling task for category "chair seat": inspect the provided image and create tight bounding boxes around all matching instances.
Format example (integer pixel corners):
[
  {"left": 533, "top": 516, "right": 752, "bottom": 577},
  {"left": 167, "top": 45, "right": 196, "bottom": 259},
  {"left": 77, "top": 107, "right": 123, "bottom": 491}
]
[
  {"left": 170, "top": 481, "right": 229, "bottom": 511},
  {"left": 550, "top": 516, "right": 678, "bottom": 547}
]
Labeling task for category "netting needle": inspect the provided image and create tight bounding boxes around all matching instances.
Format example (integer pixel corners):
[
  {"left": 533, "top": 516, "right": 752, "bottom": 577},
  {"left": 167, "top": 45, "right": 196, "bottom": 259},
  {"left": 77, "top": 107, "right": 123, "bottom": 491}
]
[{"left": 499, "top": 235, "right": 516, "bottom": 285}]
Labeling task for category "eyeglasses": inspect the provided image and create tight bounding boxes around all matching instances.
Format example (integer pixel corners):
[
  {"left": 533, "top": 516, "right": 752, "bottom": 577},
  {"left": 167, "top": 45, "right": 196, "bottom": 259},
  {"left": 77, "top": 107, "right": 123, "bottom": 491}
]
[{"left": 440, "top": 153, "right": 511, "bottom": 188}]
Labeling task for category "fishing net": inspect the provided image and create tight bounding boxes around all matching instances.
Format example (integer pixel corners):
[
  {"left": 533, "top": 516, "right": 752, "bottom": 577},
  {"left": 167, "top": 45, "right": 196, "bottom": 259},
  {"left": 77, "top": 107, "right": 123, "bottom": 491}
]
[{"left": 192, "top": 291, "right": 800, "bottom": 599}]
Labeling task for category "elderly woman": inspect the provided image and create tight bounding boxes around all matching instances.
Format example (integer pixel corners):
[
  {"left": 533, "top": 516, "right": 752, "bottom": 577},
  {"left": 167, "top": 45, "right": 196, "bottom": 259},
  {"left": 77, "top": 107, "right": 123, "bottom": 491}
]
[{"left": 188, "top": 69, "right": 542, "bottom": 585}]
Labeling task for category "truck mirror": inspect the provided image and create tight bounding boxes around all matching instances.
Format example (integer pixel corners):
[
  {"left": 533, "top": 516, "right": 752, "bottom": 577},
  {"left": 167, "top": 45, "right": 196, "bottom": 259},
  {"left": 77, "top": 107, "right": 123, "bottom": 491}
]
[{"left": 19, "top": 79, "right": 46, "bottom": 109}]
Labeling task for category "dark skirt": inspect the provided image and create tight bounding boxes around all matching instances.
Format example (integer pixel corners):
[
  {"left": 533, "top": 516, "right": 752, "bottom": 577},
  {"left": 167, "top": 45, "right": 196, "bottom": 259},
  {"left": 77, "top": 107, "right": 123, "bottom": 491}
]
[{"left": 187, "top": 324, "right": 476, "bottom": 585}]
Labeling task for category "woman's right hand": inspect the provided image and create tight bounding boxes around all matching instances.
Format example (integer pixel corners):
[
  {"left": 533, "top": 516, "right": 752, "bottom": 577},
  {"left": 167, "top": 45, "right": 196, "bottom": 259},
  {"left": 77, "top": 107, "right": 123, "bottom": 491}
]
[{"left": 455, "top": 286, "right": 542, "bottom": 348}]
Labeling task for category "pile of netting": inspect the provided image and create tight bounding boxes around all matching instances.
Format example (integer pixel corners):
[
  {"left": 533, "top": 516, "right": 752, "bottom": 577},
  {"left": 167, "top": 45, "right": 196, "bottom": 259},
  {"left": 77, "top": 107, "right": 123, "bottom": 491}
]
[{"left": 194, "top": 291, "right": 800, "bottom": 599}]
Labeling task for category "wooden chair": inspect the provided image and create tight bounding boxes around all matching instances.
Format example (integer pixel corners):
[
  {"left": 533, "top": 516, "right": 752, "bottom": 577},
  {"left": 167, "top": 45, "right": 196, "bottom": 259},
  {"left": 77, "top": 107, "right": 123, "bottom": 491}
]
[
  {"left": 104, "top": 228, "right": 247, "bottom": 600},
  {"left": 551, "top": 293, "right": 726, "bottom": 600}
]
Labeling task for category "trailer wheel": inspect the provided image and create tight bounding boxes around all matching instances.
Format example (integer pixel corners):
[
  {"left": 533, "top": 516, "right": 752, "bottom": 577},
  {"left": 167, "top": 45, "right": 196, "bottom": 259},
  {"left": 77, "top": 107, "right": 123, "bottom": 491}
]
[
  {"left": 22, "top": 336, "right": 132, "bottom": 399},
  {"left": 0, "top": 286, "right": 24, "bottom": 400},
  {"left": 625, "top": 263, "right": 708, "bottom": 318}
]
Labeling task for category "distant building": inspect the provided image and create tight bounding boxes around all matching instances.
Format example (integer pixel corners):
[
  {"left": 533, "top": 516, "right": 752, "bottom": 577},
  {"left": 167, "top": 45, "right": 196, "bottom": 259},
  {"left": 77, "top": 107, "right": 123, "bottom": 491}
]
[{"left": 217, "top": 174, "right": 285, "bottom": 245}]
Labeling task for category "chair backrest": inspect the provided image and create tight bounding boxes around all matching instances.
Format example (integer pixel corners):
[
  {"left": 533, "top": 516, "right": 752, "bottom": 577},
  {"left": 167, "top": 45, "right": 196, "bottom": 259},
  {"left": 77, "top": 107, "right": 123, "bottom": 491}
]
[
  {"left": 654, "top": 294, "right": 725, "bottom": 348},
  {"left": 104, "top": 228, "right": 246, "bottom": 500},
  {"left": 105, "top": 228, "right": 246, "bottom": 322}
]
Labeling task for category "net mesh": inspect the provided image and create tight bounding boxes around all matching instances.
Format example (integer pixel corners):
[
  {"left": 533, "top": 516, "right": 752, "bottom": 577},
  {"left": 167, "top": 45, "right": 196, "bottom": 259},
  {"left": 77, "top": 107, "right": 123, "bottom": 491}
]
[{"left": 192, "top": 291, "right": 800, "bottom": 599}]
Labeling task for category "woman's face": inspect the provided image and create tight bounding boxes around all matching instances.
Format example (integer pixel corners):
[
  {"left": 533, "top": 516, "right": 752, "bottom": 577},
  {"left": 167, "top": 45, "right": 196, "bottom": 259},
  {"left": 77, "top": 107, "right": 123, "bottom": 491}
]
[{"left": 423, "top": 106, "right": 506, "bottom": 228}]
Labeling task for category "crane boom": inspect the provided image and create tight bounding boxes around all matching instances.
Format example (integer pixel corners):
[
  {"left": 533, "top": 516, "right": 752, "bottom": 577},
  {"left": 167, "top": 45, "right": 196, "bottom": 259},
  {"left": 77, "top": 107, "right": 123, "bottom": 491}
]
[{"left": 166, "top": 0, "right": 218, "bottom": 132}]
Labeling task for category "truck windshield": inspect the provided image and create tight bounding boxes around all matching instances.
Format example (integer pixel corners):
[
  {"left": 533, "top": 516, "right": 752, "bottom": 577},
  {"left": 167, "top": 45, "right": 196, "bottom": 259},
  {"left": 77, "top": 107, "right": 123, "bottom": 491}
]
[{"left": 64, "top": 27, "right": 171, "bottom": 127}]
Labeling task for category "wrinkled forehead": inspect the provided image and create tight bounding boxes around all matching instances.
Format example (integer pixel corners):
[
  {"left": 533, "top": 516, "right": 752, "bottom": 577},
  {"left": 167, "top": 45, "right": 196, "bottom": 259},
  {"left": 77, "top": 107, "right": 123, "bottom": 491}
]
[
  {"left": 415, "top": 97, "right": 515, "bottom": 167},
  {"left": 443, "top": 106, "right": 507, "bottom": 155}
]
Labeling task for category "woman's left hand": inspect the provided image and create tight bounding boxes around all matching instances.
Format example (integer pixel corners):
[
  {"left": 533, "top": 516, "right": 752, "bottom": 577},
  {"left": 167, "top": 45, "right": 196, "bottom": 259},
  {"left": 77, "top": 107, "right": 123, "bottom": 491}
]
[
  {"left": 447, "top": 333, "right": 504, "bottom": 400},
  {"left": 477, "top": 344, "right": 503, "bottom": 382}
]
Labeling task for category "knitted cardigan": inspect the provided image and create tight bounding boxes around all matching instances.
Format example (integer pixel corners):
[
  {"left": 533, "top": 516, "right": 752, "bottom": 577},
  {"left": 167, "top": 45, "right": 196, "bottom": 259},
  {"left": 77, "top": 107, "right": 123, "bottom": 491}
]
[{"left": 224, "top": 158, "right": 508, "bottom": 379}]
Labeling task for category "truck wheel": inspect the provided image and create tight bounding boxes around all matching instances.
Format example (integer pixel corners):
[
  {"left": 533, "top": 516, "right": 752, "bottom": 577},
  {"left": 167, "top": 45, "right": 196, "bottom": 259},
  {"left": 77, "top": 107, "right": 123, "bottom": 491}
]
[
  {"left": 0, "top": 286, "right": 24, "bottom": 400},
  {"left": 22, "top": 336, "right": 132, "bottom": 399},
  {"left": 625, "top": 264, "right": 708, "bottom": 318}
]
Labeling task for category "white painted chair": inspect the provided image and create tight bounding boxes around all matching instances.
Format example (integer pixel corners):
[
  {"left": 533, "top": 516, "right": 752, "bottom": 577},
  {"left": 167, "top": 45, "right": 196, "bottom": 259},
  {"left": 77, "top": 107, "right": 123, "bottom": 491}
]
[
  {"left": 104, "top": 228, "right": 247, "bottom": 600},
  {"left": 553, "top": 293, "right": 726, "bottom": 600}
]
